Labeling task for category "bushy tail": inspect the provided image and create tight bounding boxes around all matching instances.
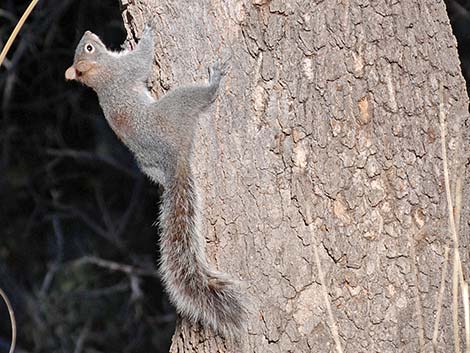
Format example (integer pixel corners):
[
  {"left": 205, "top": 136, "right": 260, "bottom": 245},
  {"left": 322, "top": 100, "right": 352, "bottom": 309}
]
[{"left": 158, "top": 161, "right": 248, "bottom": 338}]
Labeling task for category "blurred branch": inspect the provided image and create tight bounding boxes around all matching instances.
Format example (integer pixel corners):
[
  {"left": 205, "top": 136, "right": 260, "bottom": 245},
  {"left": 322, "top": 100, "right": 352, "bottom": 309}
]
[
  {"left": 46, "top": 148, "right": 138, "bottom": 178},
  {"left": 52, "top": 202, "right": 110, "bottom": 241},
  {"left": 71, "top": 282, "right": 129, "bottom": 298},
  {"left": 0, "top": 1, "right": 172, "bottom": 351},
  {"left": 72, "top": 256, "right": 158, "bottom": 278},
  {"left": 39, "top": 216, "right": 65, "bottom": 296},
  {"left": 94, "top": 183, "right": 116, "bottom": 235},
  {"left": 93, "top": 177, "right": 144, "bottom": 246},
  {"left": 0, "top": 10, "right": 17, "bottom": 23},
  {"left": 0, "top": 339, "right": 31, "bottom": 353},
  {"left": 0, "top": 287, "right": 16, "bottom": 353},
  {"left": 73, "top": 319, "right": 91, "bottom": 353},
  {"left": 115, "top": 176, "right": 144, "bottom": 239}
]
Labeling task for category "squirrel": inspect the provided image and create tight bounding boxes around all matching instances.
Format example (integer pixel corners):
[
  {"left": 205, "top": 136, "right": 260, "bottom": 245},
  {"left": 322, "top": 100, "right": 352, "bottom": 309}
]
[{"left": 65, "top": 25, "right": 247, "bottom": 339}]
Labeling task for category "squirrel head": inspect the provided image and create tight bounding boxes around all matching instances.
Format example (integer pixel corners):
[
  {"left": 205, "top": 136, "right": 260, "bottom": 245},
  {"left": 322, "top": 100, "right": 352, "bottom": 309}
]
[{"left": 65, "top": 31, "right": 109, "bottom": 88}]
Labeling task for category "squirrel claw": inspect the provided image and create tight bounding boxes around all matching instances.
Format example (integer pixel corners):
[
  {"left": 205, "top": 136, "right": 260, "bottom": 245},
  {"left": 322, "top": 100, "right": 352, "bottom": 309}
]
[
  {"left": 209, "top": 58, "right": 229, "bottom": 84},
  {"left": 142, "top": 23, "right": 151, "bottom": 37},
  {"left": 141, "top": 20, "right": 158, "bottom": 39}
]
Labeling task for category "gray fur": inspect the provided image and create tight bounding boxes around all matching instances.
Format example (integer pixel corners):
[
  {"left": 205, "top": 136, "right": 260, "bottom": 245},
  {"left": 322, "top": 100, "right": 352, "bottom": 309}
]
[{"left": 66, "top": 27, "right": 247, "bottom": 339}]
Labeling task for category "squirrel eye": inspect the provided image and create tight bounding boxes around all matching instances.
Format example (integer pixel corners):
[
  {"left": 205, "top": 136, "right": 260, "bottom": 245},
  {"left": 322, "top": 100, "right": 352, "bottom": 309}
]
[{"left": 85, "top": 44, "right": 94, "bottom": 53}]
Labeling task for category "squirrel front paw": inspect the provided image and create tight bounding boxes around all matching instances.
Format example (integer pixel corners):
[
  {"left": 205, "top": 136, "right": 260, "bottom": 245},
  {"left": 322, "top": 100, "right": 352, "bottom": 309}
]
[
  {"left": 141, "top": 23, "right": 152, "bottom": 38},
  {"left": 209, "top": 59, "right": 229, "bottom": 86}
]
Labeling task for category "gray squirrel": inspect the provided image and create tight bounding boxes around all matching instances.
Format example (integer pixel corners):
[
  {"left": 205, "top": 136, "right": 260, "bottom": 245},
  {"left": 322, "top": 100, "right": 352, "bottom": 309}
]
[{"left": 65, "top": 25, "right": 247, "bottom": 338}]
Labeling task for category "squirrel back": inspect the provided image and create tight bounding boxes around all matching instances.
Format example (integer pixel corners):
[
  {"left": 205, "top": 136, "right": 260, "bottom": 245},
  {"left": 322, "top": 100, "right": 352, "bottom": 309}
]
[{"left": 65, "top": 27, "right": 248, "bottom": 339}]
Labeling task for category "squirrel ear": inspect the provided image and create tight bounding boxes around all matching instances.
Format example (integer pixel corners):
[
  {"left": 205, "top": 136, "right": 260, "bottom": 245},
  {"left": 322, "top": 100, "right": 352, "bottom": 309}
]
[{"left": 65, "top": 66, "right": 76, "bottom": 80}]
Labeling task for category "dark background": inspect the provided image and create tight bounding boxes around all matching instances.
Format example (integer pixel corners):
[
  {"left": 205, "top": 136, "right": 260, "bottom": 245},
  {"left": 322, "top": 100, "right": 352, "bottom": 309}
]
[
  {"left": 0, "top": 0, "right": 469, "bottom": 352},
  {"left": 0, "top": 1, "right": 174, "bottom": 352}
]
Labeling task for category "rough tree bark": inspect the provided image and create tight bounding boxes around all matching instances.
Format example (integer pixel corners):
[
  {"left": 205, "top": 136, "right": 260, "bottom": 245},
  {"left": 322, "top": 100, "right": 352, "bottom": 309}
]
[{"left": 119, "top": 0, "right": 469, "bottom": 352}]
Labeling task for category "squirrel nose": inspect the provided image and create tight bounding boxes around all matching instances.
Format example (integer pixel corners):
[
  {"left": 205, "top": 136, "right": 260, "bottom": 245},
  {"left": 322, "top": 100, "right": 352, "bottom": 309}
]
[{"left": 65, "top": 66, "right": 77, "bottom": 80}]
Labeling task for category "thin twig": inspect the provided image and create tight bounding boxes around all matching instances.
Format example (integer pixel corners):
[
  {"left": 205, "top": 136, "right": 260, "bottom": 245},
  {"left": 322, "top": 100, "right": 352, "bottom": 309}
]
[
  {"left": 115, "top": 177, "right": 144, "bottom": 239},
  {"left": 73, "top": 256, "right": 158, "bottom": 278},
  {"left": 463, "top": 282, "right": 470, "bottom": 353},
  {"left": 433, "top": 246, "right": 450, "bottom": 349},
  {"left": 94, "top": 183, "right": 116, "bottom": 235},
  {"left": 46, "top": 148, "right": 137, "bottom": 178},
  {"left": 71, "top": 282, "right": 129, "bottom": 298},
  {"left": 439, "top": 82, "right": 465, "bottom": 353},
  {"left": 454, "top": 252, "right": 462, "bottom": 353},
  {"left": 40, "top": 216, "right": 65, "bottom": 295},
  {"left": 0, "top": 9, "right": 17, "bottom": 22},
  {"left": 0, "top": 288, "right": 16, "bottom": 353},
  {"left": 52, "top": 202, "right": 116, "bottom": 246},
  {"left": 410, "top": 229, "right": 425, "bottom": 352},
  {"left": 0, "top": 0, "right": 39, "bottom": 67},
  {"left": 306, "top": 205, "right": 343, "bottom": 353},
  {"left": 439, "top": 84, "right": 460, "bottom": 261},
  {"left": 454, "top": 170, "right": 463, "bottom": 233},
  {"left": 73, "top": 320, "right": 91, "bottom": 353}
]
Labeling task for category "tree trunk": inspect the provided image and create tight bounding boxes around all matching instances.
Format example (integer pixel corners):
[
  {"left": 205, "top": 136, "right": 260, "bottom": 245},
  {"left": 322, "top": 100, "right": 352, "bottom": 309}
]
[{"left": 120, "top": 1, "right": 469, "bottom": 352}]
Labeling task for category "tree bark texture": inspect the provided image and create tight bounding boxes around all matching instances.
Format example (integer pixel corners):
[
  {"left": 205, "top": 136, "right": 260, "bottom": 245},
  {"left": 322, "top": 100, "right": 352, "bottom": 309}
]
[{"left": 120, "top": 1, "right": 469, "bottom": 352}]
